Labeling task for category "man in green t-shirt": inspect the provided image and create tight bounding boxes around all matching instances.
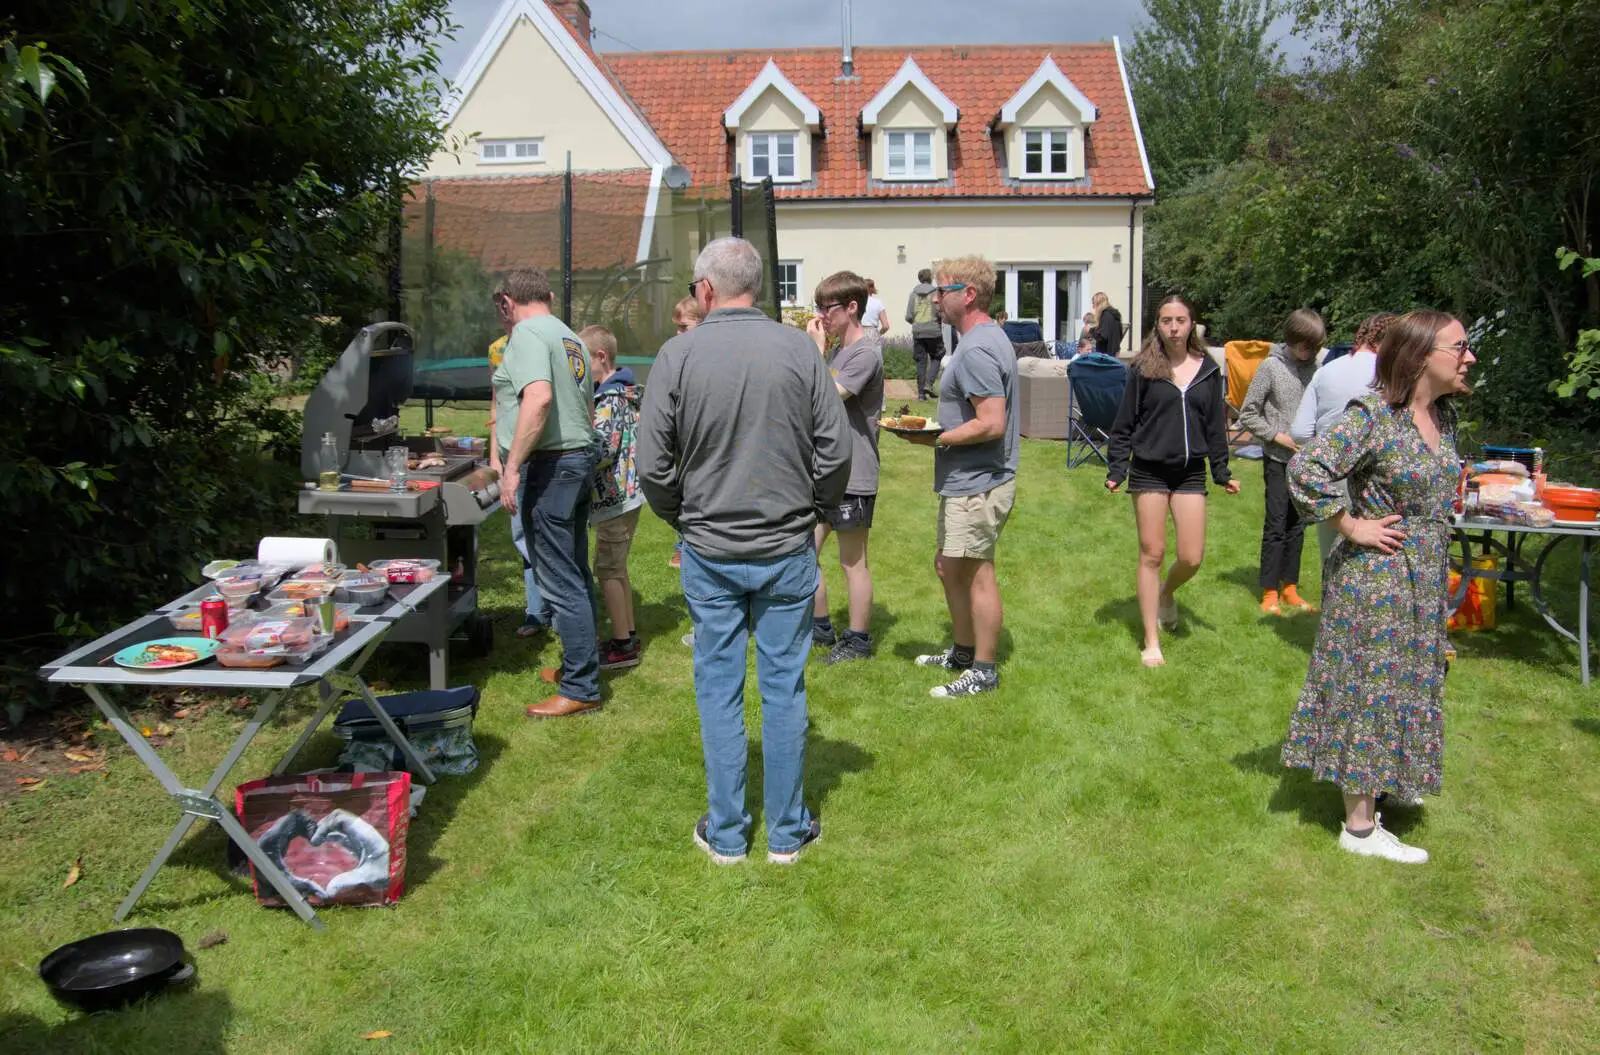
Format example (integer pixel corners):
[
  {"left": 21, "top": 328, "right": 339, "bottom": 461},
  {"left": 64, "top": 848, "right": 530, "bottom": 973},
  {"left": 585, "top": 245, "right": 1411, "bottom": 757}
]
[{"left": 491, "top": 268, "right": 600, "bottom": 717}]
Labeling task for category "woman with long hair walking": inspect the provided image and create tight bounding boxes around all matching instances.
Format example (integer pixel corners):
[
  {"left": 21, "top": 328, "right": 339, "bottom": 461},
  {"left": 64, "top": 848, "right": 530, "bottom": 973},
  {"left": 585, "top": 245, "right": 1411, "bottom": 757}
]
[
  {"left": 1106, "top": 295, "right": 1238, "bottom": 667},
  {"left": 1281, "top": 309, "right": 1475, "bottom": 863}
]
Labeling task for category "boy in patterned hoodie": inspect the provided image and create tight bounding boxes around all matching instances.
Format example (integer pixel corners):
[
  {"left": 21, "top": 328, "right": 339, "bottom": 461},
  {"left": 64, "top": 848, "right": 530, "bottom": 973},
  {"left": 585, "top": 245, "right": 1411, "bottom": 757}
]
[{"left": 580, "top": 326, "right": 645, "bottom": 669}]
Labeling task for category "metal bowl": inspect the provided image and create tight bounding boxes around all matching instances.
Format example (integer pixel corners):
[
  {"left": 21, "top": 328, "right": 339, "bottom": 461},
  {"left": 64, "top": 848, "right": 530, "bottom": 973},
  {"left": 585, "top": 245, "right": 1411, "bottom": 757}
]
[{"left": 38, "top": 927, "right": 194, "bottom": 1012}]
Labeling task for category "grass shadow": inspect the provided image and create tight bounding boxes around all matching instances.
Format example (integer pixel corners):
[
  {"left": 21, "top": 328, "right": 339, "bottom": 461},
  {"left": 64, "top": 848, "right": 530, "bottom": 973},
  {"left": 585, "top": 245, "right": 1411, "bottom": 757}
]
[
  {"left": 889, "top": 626, "right": 1014, "bottom": 665},
  {"left": 1573, "top": 717, "right": 1600, "bottom": 737},
  {"left": 743, "top": 725, "right": 876, "bottom": 834},
  {"left": 1218, "top": 564, "right": 1260, "bottom": 596},
  {"left": 0, "top": 990, "right": 233, "bottom": 1055},
  {"left": 1449, "top": 609, "right": 1593, "bottom": 683},
  {"left": 404, "top": 732, "right": 507, "bottom": 888},
  {"left": 1093, "top": 596, "right": 1143, "bottom": 647},
  {"left": 1231, "top": 743, "right": 1420, "bottom": 838}
]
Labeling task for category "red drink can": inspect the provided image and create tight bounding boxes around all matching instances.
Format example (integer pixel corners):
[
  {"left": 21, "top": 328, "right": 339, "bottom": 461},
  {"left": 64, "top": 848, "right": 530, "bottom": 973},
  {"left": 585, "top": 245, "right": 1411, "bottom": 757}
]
[{"left": 199, "top": 597, "right": 229, "bottom": 639}]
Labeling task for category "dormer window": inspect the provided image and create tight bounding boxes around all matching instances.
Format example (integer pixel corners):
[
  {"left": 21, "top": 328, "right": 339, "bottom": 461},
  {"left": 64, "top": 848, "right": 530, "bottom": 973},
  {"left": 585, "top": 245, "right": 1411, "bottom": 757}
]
[
  {"left": 885, "top": 131, "right": 934, "bottom": 179},
  {"left": 479, "top": 137, "right": 544, "bottom": 164},
  {"left": 750, "top": 133, "right": 798, "bottom": 180},
  {"left": 1023, "top": 130, "right": 1071, "bottom": 177}
]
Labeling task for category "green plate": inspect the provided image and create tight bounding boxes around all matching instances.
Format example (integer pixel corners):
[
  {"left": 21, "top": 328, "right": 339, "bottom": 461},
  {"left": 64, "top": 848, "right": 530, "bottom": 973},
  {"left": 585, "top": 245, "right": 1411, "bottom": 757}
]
[{"left": 112, "top": 636, "right": 222, "bottom": 670}]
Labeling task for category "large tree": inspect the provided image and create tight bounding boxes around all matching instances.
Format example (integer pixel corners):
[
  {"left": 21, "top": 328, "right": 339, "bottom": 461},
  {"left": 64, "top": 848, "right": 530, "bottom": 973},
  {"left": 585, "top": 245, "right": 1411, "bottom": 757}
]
[
  {"left": 1, "top": 1, "right": 453, "bottom": 706},
  {"left": 1126, "top": 0, "right": 1284, "bottom": 190}
]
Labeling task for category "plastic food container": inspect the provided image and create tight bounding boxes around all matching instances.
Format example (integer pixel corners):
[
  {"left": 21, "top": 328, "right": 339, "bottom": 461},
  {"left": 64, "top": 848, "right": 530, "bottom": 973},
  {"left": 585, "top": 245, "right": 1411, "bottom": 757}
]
[
  {"left": 260, "top": 601, "right": 358, "bottom": 632},
  {"left": 220, "top": 617, "right": 318, "bottom": 651},
  {"left": 1541, "top": 485, "right": 1600, "bottom": 523},
  {"left": 291, "top": 561, "right": 346, "bottom": 582},
  {"left": 214, "top": 577, "right": 262, "bottom": 606},
  {"left": 266, "top": 580, "right": 337, "bottom": 603},
  {"left": 337, "top": 575, "right": 391, "bottom": 606},
  {"left": 216, "top": 646, "right": 284, "bottom": 669},
  {"left": 368, "top": 558, "right": 440, "bottom": 584}
]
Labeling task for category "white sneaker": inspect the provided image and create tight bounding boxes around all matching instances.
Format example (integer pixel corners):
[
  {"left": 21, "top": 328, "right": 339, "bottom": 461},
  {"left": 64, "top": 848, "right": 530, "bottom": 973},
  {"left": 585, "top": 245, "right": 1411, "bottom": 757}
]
[
  {"left": 1338, "top": 814, "right": 1428, "bottom": 864},
  {"left": 1157, "top": 595, "right": 1179, "bottom": 631}
]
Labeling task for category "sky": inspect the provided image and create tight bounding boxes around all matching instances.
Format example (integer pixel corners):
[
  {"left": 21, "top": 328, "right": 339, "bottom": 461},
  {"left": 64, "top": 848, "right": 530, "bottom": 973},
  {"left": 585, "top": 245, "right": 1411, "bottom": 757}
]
[{"left": 435, "top": 0, "right": 1245, "bottom": 80}]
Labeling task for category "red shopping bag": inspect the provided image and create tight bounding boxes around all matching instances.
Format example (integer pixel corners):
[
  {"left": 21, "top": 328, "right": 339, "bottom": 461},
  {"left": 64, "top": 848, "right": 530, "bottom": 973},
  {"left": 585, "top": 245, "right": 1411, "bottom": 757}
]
[{"left": 234, "top": 771, "right": 411, "bottom": 908}]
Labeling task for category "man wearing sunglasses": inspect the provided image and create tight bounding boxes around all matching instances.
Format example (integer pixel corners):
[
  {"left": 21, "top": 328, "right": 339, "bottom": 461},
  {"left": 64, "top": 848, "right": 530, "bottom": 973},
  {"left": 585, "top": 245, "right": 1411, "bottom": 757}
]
[{"left": 892, "top": 257, "right": 1019, "bottom": 698}]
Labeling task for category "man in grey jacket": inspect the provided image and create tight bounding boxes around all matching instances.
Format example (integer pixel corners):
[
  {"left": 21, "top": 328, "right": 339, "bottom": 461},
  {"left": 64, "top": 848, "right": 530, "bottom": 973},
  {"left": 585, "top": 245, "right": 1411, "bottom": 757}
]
[
  {"left": 1237, "top": 308, "right": 1324, "bottom": 615},
  {"left": 905, "top": 268, "right": 944, "bottom": 400},
  {"left": 638, "top": 236, "right": 851, "bottom": 867}
]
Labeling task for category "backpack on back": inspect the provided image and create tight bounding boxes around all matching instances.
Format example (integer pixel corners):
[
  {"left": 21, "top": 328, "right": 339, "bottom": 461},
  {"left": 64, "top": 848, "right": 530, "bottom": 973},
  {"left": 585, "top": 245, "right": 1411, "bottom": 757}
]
[{"left": 912, "top": 292, "right": 936, "bottom": 326}]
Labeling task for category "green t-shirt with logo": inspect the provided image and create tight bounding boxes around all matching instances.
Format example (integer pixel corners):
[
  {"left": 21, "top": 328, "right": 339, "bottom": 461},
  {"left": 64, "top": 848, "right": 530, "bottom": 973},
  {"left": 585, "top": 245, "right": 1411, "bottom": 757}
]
[{"left": 492, "top": 314, "right": 595, "bottom": 458}]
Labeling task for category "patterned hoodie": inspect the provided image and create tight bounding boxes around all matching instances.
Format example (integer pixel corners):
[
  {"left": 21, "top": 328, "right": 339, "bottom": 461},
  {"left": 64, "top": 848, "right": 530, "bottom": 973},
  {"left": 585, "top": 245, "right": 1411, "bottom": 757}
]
[{"left": 591, "top": 367, "right": 643, "bottom": 522}]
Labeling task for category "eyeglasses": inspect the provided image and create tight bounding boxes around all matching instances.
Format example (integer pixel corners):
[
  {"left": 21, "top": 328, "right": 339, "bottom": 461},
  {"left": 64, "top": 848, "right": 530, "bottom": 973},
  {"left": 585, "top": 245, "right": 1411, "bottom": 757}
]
[
  {"left": 815, "top": 301, "right": 842, "bottom": 314},
  {"left": 1434, "top": 339, "right": 1471, "bottom": 358},
  {"left": 934, "top": 283, "right": 967, "bottom": 294},
  {"left": 687, "top": 278, "right": 704, "bottom": 297}
]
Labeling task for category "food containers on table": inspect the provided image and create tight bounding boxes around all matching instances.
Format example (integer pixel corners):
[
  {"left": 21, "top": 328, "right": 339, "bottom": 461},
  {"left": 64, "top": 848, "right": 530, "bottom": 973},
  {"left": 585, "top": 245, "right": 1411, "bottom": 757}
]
[
  {"left": 336, "top": 573, "right": 391, "bottom": 606},
  {"left": 215, "top": 616, "right": 325, "bottom": 668},
  {"left": 265, "top": 580, "right": 337, "bottom": 604},
  {"left": 1541, "top": 485, "right": 1600, "bottom": 523},
  {"left": 260, "top": 601, "right": 358, "bottom": 633},
  {"left": 290, "top": 561, "right": 346, "bottom": 582},
  {"left": 368, "top": 558, "right": 440, "bottom": 584},
  {"left": 213, "top": 577, "right": 264, "bottom": 607}
]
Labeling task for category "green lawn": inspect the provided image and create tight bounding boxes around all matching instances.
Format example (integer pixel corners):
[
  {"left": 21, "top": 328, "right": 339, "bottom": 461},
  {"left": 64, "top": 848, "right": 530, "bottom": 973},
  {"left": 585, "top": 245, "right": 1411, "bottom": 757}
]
[{"left": 2, "top": 413, "right": 1597, "bottom": 1053}]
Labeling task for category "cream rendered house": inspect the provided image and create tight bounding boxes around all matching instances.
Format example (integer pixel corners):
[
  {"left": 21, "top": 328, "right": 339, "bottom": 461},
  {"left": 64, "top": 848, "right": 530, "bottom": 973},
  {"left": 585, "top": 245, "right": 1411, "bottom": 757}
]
[{"left": 425, "top": 0, "right": 1155, "bottom": 349}]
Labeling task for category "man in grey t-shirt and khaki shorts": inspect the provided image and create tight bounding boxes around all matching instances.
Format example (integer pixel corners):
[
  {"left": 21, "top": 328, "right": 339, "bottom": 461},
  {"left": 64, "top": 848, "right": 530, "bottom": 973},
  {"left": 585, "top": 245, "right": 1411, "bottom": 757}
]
[
  {"left": 805, "top": 270, "right": 885, "bottom": 665},
  {"left": 893, "top": 256, "right": 1019, "bottom": 698}
]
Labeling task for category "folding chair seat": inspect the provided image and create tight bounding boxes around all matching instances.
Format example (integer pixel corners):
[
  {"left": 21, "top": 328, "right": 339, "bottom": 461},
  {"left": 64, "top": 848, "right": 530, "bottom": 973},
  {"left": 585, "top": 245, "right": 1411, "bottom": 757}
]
[
  {"left": 1065, "top": 352, "right": 1128, "bottom": 469},
  {"left": 1223, "top": 340, "right": 1273, "bottom": 445}
]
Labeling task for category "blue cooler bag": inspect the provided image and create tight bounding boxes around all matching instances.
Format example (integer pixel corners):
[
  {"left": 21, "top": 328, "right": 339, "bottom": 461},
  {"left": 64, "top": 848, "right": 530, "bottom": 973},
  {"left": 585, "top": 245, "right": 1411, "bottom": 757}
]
[{"left": 335, "top": 687, "right": 480, "bottom": 776}]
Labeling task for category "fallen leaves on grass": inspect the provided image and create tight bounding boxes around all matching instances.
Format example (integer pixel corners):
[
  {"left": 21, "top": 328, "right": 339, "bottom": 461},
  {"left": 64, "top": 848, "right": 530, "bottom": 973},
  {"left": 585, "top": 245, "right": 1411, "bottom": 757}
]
[
  {"left": 230, "top": 696, "right": 252, "bottom": 712},
  {"left": 155, "top": 723, "right": 174, "bottom": 737},
  {"left": 64, "top": 749, "right": 100, "bottom": 763},
  {"left": 2, "top": 748, "right": 18, "bottom": 763},
  {"left": 20, "top": 779, "right": 48, "bottom": 793},
  {"left": 197, "top": 930, "right": 229, "bottom": 950},
  {"left": 16, "top": 777, "right": 41, "bottom": 786},
  {"left": 68, "top": 763, "right": 106, "bottom": 775},
  {"left": 63, "top": 857, "right": 82, "bottom": 888},
  {"left": 361, "top": 1030, "right": 393, "bottom": 1040}
]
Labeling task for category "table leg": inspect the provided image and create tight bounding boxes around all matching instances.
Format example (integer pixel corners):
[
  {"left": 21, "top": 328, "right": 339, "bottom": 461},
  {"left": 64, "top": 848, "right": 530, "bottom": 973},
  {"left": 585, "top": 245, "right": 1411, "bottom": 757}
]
[
  {"left": 272, "top": 683, "right": 343, "bottom": 777},
  {"left": 324, "top": 670, "right": 437, "bottom": 784},
  {"left": 209, "top": 804, "right": 326, "bottom": 929},
  {"left": 1581, "top": 537, "right": 1591, "bottom": 688},
  {"left": 116, "top": 814, "right": 198, "bottom": 922}
]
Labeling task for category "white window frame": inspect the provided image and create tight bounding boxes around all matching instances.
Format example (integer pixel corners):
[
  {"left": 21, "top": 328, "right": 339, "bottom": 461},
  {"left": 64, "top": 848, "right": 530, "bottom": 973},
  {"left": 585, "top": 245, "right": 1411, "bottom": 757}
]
[
  {"left": 478, "top": 138, "right": 545, "bottom": 165},
  {"left": 884, "top": 130, "right": 935, "bottom": 180},
  {"left": 777, "top": 260, "right": 802, "bottom": 307},
  {"left": 1021, "top": 129, "right": 1073, "bottom": 178},
  {"left": 748, "top": 132, "right": 800, "bottom": 182}
]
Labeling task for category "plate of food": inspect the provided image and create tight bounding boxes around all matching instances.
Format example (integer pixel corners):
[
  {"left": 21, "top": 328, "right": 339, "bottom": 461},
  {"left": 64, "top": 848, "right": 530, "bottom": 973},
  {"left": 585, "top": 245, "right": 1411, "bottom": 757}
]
[
  {"left": 111, "top": 637, "right": 222, "bottom": 670},
  {"left": 879, "top": 413, "right": 942, "bottom": 436}
]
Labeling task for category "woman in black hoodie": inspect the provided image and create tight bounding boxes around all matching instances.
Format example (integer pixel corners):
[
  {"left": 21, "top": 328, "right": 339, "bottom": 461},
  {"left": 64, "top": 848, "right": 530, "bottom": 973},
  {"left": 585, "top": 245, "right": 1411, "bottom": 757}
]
[{"left": 1106, "top": 295, "right": 1239, "bottom": 667}]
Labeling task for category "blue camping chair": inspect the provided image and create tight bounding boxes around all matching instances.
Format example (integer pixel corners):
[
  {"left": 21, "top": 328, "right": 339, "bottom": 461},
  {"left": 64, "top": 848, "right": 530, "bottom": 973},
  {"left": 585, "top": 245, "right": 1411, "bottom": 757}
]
[{"left": 1066, "top": 353, "right": 1128, "bottom": 468}]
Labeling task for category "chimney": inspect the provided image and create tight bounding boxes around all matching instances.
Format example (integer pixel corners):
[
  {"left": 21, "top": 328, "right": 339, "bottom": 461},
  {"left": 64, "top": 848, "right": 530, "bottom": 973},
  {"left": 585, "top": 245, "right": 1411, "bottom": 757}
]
[
  {"left": 549, "top": 0, "right": 592, "bottom": 43},
  {"left": 840, "top": 0, "right": 855, "bottom": 78}
]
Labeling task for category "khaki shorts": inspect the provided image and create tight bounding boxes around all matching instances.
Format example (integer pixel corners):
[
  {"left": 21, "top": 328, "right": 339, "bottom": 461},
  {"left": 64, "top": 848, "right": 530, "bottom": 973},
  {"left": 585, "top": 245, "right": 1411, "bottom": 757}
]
[
  {"left": 592, "top": 507, "right": 640, "bottom": 581},
  {"left": 936, "top": 478, "right": 1016, "bottom": 560}
]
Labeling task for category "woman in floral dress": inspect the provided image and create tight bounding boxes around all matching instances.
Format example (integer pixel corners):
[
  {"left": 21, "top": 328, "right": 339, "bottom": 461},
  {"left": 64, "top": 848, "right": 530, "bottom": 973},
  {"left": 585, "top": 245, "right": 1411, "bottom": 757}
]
[{"left": 1282, "top": 309, "right": 1475, "bottom": 864}]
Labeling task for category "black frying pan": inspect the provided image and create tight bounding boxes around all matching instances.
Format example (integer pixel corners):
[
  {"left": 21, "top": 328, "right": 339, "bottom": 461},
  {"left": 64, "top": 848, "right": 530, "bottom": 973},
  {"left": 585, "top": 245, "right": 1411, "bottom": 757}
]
[{"left": 38, "top": 927, "right": 194, "bottom": 1012}]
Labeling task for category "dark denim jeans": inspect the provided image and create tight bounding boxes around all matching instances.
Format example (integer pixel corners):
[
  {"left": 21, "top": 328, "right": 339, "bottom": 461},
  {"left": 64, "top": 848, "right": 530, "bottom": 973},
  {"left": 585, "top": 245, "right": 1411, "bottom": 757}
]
[
  {"left": 681, "top": 544, "right": 817, "bottom": 856},
  {"left": 522, "top": 448, "right": 600, "bottom": 702},
  {"left": 509, "top": 471, "right": 550, "bottom": 623}
]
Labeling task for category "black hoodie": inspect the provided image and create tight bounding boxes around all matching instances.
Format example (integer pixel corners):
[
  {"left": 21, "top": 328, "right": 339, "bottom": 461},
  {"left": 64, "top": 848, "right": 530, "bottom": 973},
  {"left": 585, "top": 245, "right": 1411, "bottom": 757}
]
[{"left": 1105, "top": 354, "right": 1232, "bottom": 487}]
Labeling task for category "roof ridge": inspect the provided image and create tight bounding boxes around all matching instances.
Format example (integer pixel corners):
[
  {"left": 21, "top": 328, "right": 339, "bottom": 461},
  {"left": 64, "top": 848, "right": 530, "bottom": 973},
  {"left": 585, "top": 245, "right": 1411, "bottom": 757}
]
[{"left": 603, "top": 42, "right": 1114, "bottom": 60}]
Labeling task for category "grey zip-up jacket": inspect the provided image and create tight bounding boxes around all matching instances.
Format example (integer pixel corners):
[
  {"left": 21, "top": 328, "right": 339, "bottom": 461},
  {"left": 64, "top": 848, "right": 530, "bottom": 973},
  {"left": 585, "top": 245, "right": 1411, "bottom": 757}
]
[
  {"left": 1237, "top": 343, "right": 1319, "bottom": 463},
  {"left": 637, "top": 307, "right": 851, "bottom": 560}
]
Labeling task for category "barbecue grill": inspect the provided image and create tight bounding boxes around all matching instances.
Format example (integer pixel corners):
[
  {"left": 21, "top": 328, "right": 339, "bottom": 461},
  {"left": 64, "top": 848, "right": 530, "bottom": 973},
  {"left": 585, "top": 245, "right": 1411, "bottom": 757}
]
[{"left": 298, "top": 322, "right": 499, "bottom": 688}]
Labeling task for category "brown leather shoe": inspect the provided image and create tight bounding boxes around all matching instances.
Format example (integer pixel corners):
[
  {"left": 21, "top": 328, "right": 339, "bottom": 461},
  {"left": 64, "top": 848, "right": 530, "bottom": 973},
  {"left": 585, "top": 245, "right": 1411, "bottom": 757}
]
[
  {"left": 538, "top": 667, "right": 559, "bottom": 684},
  {"left": 526, "top": 695, "right": 603, "bottom": 719}
]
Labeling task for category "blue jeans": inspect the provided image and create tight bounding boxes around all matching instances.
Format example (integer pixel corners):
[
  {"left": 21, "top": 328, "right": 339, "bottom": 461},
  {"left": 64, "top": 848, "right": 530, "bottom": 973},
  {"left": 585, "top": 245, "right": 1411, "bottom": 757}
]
[
  {"left": 681, "top": 544, "right": 817, "bottom": 855},
  {"left": 521, "top": 449, "right": 601, "bottom": 702},
  {"left": 508, "top": 472, "right": 549, "bottom": 623}
]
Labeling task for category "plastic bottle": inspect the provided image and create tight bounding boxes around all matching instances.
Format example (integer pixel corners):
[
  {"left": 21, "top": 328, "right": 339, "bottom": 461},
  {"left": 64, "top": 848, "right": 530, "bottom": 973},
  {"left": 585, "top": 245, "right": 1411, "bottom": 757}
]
[{"left": 318, "top": 432, "right": 341, "bottom": 491}]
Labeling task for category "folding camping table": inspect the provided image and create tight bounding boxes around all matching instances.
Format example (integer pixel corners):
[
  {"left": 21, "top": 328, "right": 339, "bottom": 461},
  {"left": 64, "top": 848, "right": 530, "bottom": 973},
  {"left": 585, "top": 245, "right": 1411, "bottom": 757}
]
[
  {"left": 38, "top": 577, "right": 449, "bottom": 929},
  {"left": 1452, "top": 516, "right": 1598, "bottom": 686}
]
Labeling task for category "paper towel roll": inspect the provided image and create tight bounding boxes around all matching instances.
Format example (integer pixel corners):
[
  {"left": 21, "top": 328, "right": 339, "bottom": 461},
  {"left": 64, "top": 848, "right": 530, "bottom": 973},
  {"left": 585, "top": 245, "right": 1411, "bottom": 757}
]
[{"left": 258, "top": 536, "right": 338, "bottom": 568}]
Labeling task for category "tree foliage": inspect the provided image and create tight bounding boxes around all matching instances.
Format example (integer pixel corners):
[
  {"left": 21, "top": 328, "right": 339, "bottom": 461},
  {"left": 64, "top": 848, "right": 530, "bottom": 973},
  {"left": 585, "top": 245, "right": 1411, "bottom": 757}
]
[
  {"left": 1126, "top": 0, "right": 1284, "bottom": 189},
  {"left": 0, "top": 1, "right": 453, "bottom": 705}
]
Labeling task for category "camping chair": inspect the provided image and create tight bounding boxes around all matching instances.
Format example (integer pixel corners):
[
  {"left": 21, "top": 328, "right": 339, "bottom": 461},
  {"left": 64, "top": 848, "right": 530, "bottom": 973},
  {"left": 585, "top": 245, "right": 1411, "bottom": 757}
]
[
  {"left": 1065, "top": 352, "right": 1128, "bottom": 468},
  {"left": 1223, "top": 340, "right": 1273, "bottom": 445}
]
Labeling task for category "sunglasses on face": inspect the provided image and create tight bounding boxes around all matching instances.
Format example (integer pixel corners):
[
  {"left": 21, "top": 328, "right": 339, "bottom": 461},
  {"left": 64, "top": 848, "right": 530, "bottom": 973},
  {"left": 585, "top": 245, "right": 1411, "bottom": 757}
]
[
  {"left": 1434, "top": 339, "right": 1471, "bottom": 358},
  {"left": 934, "top": 283, "right": 967, "bottom": 294}
]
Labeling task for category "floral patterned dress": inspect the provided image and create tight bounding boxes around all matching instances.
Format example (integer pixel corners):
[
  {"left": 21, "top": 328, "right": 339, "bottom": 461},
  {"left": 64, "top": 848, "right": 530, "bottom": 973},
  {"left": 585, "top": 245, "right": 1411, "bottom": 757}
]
[{"left": 1281, "top": 394, "right": 1458, "bottom": 798}]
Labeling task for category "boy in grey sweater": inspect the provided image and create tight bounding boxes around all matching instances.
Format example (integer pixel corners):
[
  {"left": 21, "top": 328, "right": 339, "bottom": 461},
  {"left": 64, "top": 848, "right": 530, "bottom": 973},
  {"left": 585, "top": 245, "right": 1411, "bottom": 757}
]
[{"left": 1237, "top": 308, "right": 1324, "bottom": 615}]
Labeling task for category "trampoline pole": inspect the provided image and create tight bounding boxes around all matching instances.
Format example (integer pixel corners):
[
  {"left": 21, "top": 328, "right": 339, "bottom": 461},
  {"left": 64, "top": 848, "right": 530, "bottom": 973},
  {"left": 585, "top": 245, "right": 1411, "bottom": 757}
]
[{"left": 562, "top": 153, "right": 574, "bottom": 327}]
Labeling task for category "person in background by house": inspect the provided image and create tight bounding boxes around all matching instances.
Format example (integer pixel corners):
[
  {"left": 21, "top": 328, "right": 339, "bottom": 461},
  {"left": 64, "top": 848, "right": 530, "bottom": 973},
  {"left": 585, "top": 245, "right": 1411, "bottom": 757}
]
[
  {"left": 1290, "top": 312, "right": 1398, "bottom": 564},
  {"left": 638, "top": 237, "right": 850, "bottom": 865},
  {"left": 492, "top": 268, "right": 601, "bottom": 718},
  {"left": 579, "top": 325, "right": 644, "bottom": 671},
  {"left": 1237, "top": 308, "right": 1326, "bottom": 616},
  {"left": 667, "top": 295, "right": 704, "bottom": 573},
  {"left": 1080, "top": 310, "right": 1097, "bottom": 345},
  {"left": 1282, "top": 309, "right": 1475, "bottom": 864},
  {"left": 488, "top": 332, "right": 551, "bottom": 638},
  {"left": 1105, "top": 294, "right": 1238, "bottom": 668},
  {"left": 804, "top": 270, "right": 885, "bottom": 664},
  {"left": 860, "top": 278, "right": 889, "bottom": 339},
  {"left": 1076, "top": 335, "right": 1096, "bottom": 357},
  {"left": 896, "top": 256, "right": 1019, "bottom": 698},
  {"left": 905, "top": 268, "right": 944, "bottom": 400},
  {"left": 1092, "top": 292, "right": 1124, "bottom": 356}
]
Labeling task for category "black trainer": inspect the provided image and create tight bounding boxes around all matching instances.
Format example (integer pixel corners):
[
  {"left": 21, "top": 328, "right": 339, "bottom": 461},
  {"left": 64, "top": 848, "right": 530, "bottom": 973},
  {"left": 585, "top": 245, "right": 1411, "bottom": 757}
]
[
  {"left": 811, "top": 622, "right": 838, "bottom": 648},
  {"left": 767, "top": 816, "right": 821, "bottom": 865},
  {"left": 914, "top": 649, "right": 971, "bottom": 671},
  {"left": 823, "top": 633, "right": 872, "bottom": 665},
  {"left": 930, "top": 667, "right": 999, "bottom": 698}
]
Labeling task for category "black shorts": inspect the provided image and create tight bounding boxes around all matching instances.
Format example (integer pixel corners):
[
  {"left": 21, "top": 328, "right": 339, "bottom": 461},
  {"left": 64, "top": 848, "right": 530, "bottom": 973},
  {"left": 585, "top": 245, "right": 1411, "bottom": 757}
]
[
  {"left": 1127, "top": 457, "right": 1208, "bottom": 495},
  {"left": 822, "top": 493, "right": 876, "bottom": 531}
]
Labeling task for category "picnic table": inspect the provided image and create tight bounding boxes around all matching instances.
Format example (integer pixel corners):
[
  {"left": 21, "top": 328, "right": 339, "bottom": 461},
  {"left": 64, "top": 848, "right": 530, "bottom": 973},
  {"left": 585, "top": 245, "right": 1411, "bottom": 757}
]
[
  {"left": 1451, "top": 515, "right": 1598, "bottom": 686},
  {"left": 39, "top": 576, "right": 449, "bottom": 929}
]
